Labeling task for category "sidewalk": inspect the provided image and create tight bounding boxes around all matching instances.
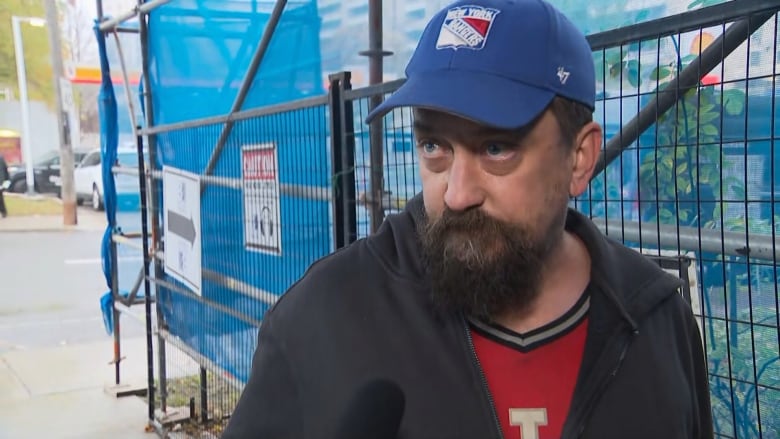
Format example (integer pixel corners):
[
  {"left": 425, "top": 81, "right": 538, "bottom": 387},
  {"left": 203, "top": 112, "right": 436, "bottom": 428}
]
[
  {"left": 0, "top": 337, "right": 155, "bottom": 439},
  {"left": 0, "top": 202, "right": 158, "bottom": 438}
]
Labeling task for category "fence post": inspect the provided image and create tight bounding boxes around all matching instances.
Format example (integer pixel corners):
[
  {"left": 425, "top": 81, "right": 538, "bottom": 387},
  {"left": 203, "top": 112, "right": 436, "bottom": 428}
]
[
  {"left": 137, "top": 2, "right": 168, "bottom": 422},
  {"left": 328, "top": 72, "right": 357, "bottom": 249}
]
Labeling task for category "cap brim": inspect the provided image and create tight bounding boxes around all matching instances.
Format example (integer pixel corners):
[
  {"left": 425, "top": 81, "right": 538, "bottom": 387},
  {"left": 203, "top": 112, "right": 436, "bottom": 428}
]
[{"left": 364, "top": 69, "right": 555, "bottom": 130}]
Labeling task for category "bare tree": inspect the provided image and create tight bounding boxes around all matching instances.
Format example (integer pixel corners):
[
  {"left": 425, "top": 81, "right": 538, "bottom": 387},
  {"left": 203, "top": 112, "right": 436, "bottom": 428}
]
[
  {"left": 60, "top": 0, "right": 99, "bottom": 67},
  {"left": 59, "top": 0, "right": 101, "bottom": 143}
]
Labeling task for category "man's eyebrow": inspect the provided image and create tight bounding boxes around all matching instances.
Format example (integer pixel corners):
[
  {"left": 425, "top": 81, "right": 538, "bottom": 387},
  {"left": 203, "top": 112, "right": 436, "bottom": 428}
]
[
  {"left": 474, "top": 125, "right": 531, "bottom": 140},
  {"left": 412, "top": 120, "right": 434, "bottom": 133},
  {"left": 412, "top": 118, "right": 535, "bottom": 143}
]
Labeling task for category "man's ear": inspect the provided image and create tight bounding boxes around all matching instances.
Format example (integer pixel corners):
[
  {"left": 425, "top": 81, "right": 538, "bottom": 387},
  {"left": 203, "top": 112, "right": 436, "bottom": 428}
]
[{"left": 569, "top": 121, "right": 603, "bottom": 197}]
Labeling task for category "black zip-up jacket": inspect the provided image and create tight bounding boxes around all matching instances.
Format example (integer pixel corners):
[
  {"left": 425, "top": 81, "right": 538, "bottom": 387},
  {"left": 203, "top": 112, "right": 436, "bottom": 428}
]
[{"left": 224, "top": 195, "right": 713, "bottom": 439}]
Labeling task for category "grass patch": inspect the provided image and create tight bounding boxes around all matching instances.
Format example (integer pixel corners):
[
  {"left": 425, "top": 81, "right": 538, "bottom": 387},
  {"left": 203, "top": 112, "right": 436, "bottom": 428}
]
[
  {"left": 144, "top": 371, "right": 240, "bottom": 436},
  {"left": 4, "top": 194, "right": 62, "bottom": 216}
]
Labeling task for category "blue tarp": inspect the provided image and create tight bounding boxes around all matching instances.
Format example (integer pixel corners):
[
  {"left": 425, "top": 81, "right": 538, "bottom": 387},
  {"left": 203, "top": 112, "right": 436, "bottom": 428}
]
[
  {"left": 95, "top": 19, "right": 120, "bottom": 334},
  {"left": 146, "top": 0, "right": 328, "bottom": 381}
]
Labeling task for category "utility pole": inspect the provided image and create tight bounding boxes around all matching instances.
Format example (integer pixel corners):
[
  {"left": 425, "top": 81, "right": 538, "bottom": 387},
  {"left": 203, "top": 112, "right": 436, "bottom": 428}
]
[{"left": 44, "top": 0, "right": 77, "bottom": 225}]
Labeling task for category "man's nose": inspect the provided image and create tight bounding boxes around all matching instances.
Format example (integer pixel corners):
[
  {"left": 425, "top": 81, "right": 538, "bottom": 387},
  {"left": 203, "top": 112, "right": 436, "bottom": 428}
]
[{"left": 443, "top": 152, "right": 484, "bottom": 212}]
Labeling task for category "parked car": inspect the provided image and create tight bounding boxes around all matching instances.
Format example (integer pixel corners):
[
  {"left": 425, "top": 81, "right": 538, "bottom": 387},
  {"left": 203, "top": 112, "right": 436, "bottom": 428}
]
[
  {"left": 7, "top": 148, "right": 91, "bottom": 194},
  {"left": 74, "top": 148, "right": 143, "bottom": 211}
]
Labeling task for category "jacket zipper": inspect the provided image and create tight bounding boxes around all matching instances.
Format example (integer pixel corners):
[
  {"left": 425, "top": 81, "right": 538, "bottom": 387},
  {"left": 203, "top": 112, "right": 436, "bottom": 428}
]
[
  {"left": 570, "top": 329, "right": 636, "bottom": 438},
  {"left": 561, "top": 275, "right": 641, "bottom": 439},
  {"left": 462, "top": 316, "right": 504, "bottom": 439}
]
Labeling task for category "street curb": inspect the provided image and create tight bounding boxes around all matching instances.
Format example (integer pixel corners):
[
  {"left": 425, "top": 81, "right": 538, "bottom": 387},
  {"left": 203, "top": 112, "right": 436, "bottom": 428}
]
[
  {"left": 0, "top": 227, "right": 106, "bottom": 233},
  {"left": 0, "top": 216, "right": 106, "bottom": 233}
]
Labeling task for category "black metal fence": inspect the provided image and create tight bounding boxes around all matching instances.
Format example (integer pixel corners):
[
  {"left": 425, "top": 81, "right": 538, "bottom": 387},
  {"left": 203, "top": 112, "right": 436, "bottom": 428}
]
[
  {"left": 580, "top": 4, "right": 780, "bottom": 437},
  {"left": 103, "top": 1, "right": 780, "bottom": 438},
  {"left": 340, "top": 3, "right": 780, "bottom": 437},
  {"left": 139, "top": 93, "right": 336, "bottom": 434}
]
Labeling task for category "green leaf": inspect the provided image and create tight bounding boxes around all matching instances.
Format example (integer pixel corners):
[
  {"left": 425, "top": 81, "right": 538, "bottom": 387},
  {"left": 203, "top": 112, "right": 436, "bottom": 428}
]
[
  {"left": 725, "top": 217, "right": 746, "bottom": 232},
  {"left": 640, "top": 161, "right": 656, "bottom": 174},
  {"left": 627, "top": 60, "right": 640, "bottom": 87},
  {"left": 710, "top": 202, "right": 722, "bottom": 219},
  {"left": 723, "top": 89, "right": 746, "bottom": 116},
  {"left": 676, "top": 161, "right": 689, "bottom": 174},
  {"left": 687, "top": 0, "right": 704, "bottom": 9},
  {"left": 680, "top": 54, "right": 698, "bottom": 65},
  {"left": 731, "top": 183, "right": 746, "bottom": 200},
  {"left": 700, "top": 166, "right": 716, "bottom": 185},
  {"left": 678, "top": 177, "right": 692, "bottom": 194},
  {"left": 660, "top": 208, "right": 675, "bottom": 223},
  {"left": 649, "top": 66, "right": 672, "bottom": 81},
  {"left": 698, "top": 111, "right": 720, "bottom": 124},
  {"left": 700, "top": 104, "right": 716, "bottom": 114},
  {"left": 701, "top": 124, "right": 719, "bottom": 136},
  {"left": 699, "top": 86, "right": 715, "bottom": 100}
]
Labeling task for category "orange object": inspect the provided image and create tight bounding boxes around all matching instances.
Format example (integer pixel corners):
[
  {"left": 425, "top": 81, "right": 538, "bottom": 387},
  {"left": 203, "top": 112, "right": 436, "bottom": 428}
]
[
  {"left": 70, "top": 65, "right": 141, "bottom": 85},
  {"left": 690, "top": 32, "right": 715, "bottom": 55}
]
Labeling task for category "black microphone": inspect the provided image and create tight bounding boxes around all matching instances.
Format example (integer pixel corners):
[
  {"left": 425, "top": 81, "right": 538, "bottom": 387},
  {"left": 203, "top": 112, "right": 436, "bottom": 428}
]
[{"left": 333, "top": 378, "right": 406, "bottom": 439}]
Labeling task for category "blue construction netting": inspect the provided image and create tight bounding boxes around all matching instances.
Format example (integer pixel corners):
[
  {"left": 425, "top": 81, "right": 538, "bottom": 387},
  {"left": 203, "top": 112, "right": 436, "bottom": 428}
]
[
  {"left": 95, "top": 19, "right": 120, "bottom": 333},
  {"left": 96, "top": 16, "right": 146, "bottom": 334},
  {"left": 148, "top": 0, "right": 323, "bottom": 125},
  {"left": 146, "top": 0, "right": 328, "bottom": 381}
]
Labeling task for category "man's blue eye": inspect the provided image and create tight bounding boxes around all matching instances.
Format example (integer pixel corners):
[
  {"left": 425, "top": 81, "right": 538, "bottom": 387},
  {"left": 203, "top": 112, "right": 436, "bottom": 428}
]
[
  {"left": 422, "top": 142, "right": 439, "bottom": 154},
  {"left": 485, "top": 143, "right": 506, "bottom": 156}
]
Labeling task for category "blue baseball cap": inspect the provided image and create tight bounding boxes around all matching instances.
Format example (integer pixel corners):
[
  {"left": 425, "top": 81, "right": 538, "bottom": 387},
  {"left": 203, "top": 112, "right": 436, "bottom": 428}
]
[{"left": 365, "top": 0, "right": 595, "bottom": 129}]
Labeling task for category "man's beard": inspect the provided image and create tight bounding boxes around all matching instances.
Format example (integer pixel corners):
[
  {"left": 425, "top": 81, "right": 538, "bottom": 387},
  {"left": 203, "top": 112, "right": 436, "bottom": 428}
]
[{"left": 419, "top": 207, "right": 563, "bottom": 322}]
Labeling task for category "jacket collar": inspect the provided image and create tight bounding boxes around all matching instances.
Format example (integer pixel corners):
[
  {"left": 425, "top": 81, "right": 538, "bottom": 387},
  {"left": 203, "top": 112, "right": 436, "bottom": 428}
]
[{"left": 564, "top": 208, "right": 684, "bottom": 334}]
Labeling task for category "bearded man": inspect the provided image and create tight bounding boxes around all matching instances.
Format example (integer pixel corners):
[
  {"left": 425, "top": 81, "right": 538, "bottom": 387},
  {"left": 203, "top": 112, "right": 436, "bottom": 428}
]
[{"left": 224, "top": 0, "right": 712, "bottom": 438}]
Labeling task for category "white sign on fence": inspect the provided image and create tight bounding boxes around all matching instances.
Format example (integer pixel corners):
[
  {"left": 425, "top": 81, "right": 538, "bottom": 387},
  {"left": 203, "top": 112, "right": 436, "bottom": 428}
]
[
  {"left": 163, "top": 166, "right": 202, "bottom": 296},
  {"left": 242, "top": 143, "right": 282, "bottom": 255}
]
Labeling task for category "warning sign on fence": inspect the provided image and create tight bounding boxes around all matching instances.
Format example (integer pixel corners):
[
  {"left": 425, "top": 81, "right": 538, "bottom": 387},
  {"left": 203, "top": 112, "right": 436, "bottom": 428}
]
[{"left": 242, "top": 143, "right": 282, "bottom": 255}]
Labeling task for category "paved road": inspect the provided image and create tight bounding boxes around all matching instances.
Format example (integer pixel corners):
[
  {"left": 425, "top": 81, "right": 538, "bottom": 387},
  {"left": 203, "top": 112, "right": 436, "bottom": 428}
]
[{"left": 0, "top": 208, "right": 147, "bottom": 353}]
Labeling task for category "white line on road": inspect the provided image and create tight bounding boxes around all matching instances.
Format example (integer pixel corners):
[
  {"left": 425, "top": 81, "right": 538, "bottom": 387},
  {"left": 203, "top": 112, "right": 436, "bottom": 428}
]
[
  {"left": 0, "top": 316, "right": 102, "bottom": 330},
  {"left": 64, "top": 258, "right": 102, "bottom": 265},
  {"left": 64, "top": 256, "right": 143, "bottom": 265}
]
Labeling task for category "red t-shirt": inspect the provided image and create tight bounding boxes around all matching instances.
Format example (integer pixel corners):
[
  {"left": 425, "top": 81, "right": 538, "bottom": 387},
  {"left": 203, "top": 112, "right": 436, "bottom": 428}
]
[{"left": 469, "top": 292, "right": 590, "bottom": 439}]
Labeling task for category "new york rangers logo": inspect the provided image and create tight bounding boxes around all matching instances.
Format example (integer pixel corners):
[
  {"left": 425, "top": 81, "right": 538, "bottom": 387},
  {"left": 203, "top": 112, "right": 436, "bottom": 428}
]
[{"left": 436, "top": 6, "right": 500, "bottom": 50}]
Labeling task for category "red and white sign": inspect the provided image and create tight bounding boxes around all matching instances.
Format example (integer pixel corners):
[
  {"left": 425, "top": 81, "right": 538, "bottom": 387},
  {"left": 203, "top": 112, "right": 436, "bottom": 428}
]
[
  {"left": 243, "top": 147, "right": 277, "bottom": 181},
  {"left": 242, "top": 143, "right": 282, "bottom": 255}
]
